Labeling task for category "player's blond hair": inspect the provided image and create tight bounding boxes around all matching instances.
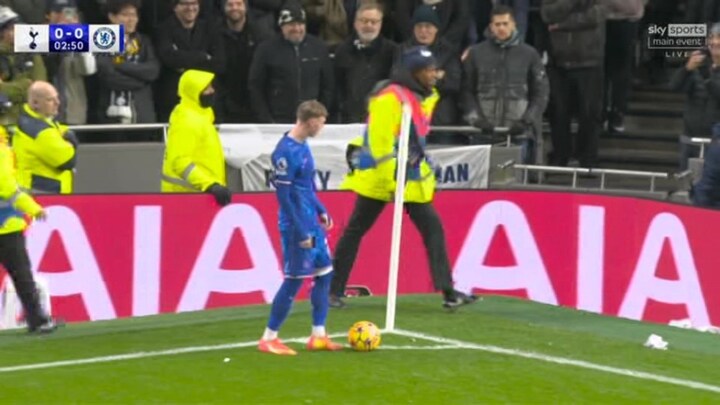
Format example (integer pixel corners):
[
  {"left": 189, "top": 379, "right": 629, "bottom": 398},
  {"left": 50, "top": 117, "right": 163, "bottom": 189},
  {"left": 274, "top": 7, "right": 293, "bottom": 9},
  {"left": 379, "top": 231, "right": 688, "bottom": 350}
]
[{"left": 296, "top": 100, "right": 328, "bottom": 122}]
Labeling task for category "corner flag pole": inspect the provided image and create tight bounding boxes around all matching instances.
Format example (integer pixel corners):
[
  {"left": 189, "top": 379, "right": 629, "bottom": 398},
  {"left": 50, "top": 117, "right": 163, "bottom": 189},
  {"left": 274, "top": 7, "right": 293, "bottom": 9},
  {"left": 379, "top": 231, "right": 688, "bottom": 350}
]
[{"left": 385, "top": 103, "right": 413, "bottom": 332}]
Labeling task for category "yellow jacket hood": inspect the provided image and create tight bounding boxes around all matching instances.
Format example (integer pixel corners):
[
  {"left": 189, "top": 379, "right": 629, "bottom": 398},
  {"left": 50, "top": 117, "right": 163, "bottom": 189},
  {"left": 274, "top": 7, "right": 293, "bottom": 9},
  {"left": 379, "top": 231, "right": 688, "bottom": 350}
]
[{"left": 178, "top": 69, "right": 214, "bottom": 106}]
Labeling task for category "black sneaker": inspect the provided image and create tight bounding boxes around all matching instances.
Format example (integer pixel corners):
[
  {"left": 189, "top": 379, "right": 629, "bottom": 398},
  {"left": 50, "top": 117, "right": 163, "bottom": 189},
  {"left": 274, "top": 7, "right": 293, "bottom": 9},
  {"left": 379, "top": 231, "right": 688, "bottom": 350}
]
[
  {"left": 443, "top": 291, "right": 479, "bottom": 310},
  {"left": 28, "top": 318, "right": 64, "bottom": 335},
  {"left": 329, "top": 295, "right": 347, "bottom": 309}
]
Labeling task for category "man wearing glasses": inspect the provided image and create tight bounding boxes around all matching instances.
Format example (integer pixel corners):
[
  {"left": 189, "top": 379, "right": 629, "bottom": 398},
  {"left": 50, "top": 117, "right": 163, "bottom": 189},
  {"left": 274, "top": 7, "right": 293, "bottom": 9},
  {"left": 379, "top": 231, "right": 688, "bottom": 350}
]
[
  {"left": 155, "top": 0, "right": 225, "bottom": 122},
  {"left": 334, "top": 1, "right": 397, "bottom": 124}
]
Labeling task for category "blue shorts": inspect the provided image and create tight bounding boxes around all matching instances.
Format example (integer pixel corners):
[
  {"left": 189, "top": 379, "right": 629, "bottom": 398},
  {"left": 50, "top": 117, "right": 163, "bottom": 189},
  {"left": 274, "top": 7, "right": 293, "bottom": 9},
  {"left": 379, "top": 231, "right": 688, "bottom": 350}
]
[{"left": 280, "top": 229, "right": 332, "bottom": 278}]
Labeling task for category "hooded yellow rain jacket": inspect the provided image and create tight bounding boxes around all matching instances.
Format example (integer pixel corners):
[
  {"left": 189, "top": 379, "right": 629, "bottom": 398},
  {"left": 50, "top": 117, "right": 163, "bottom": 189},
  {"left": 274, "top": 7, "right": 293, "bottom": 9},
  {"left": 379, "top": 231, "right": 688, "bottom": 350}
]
[{"left": 161, "top": 70, "right": 226, "bottom": 192}]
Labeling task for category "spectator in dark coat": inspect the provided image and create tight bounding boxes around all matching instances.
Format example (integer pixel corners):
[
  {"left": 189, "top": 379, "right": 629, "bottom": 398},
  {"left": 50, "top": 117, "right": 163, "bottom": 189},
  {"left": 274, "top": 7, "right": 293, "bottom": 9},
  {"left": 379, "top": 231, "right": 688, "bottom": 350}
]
[
  {"left": 462, "top": 5, "right": 549, "bottom": 163},
  {"left": 671, "top": 24, "right": 720, "bottom": 170},
  {"left": 396, "top": 5, "right": 461, "bottom": 143},
  {"left": 248, "top": 4, "right": 334, "bottom": 123},
  {"left": 216, "top": 0, "right": 274, "bottom": 123},
  {"left": 395, "top": 0, "right": 470, "bottom": 44},
  {"left": 334, "top": 1, "right": 396, "bottom": 123},
  {"left": 96, "top": 0, "right": 160, "bottom": 126},
  {"left": 154, "top": 0, "right": 225, "bottom": 122},
  {"left": 542, "top": 0, "right": 606, "bottom": 168},
  {"left": 692, "top": 124, "right": 720, "bottom": 208}
]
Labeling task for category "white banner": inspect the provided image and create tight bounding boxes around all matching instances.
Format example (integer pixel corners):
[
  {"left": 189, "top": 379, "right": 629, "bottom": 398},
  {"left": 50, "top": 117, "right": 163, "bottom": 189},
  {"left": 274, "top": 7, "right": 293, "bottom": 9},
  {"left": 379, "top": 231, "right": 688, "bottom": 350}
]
[{"left": 218, "top": 124, "right": 490, "bottom": 191}]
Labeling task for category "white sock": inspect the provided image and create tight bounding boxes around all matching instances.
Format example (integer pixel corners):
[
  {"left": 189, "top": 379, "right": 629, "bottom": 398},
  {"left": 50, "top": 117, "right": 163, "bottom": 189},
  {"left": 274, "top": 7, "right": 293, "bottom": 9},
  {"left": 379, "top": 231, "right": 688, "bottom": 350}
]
[
  {"left": 312, "top": 325, "right": 326, "bottom": 337},
  {"left": 262, "top": 328, "right": 278, "bottom": 341}
]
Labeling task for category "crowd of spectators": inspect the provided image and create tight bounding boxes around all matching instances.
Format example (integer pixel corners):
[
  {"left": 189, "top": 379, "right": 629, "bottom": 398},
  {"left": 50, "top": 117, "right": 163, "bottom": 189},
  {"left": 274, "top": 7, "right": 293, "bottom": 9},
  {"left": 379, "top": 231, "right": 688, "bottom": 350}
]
[{"left": 0, "top": 0, "right": 713, "bottom": 167}]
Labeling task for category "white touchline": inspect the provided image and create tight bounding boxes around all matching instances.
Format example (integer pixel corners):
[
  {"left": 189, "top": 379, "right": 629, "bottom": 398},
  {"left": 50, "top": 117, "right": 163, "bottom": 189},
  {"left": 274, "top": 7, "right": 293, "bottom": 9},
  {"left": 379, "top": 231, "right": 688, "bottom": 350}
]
[
  {"left": 0, "top": 332, "right": 347, "bottom": 374},
  {"left": 1, "top": 328, "right": 720, "bottom": 396},
  {"left": 379, "top": 344, "right": 463, "bottom": 350},
  {"left": 392, "top": 329, "right": 720, "bottom": 395}
]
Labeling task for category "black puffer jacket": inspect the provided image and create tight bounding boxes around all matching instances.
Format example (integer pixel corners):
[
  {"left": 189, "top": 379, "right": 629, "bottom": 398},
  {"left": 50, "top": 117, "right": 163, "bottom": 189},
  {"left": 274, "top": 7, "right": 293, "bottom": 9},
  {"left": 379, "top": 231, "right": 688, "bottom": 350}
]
[
  {"left": 461, "top": 30, "right": 549, "bottom": 127},
  {"left": 334, "top": 35, "right": 397, "bottom": 123},
  {"left": 248, "top": 34, "right": 334, "bottom": 123},
  {"left": 670, "top": 60, "right": 720, "bottom": 137},
  {"left": 541, "top": 0, "right": 606, "bottom": 69}
]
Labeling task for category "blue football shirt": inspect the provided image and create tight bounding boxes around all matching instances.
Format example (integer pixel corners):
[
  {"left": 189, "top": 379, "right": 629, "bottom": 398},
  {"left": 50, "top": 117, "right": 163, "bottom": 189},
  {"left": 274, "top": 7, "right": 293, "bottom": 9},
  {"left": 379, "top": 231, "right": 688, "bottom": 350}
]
[{"left": 270, "top": 132, "right": 327, "bottom": 241}]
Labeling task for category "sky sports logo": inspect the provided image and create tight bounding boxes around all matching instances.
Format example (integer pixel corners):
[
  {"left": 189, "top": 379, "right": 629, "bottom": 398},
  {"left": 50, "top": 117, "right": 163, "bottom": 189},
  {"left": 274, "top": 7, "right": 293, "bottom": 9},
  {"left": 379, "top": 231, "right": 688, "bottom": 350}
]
[{"left": 647, "top": 24, "right": 707, "bottom": 50}]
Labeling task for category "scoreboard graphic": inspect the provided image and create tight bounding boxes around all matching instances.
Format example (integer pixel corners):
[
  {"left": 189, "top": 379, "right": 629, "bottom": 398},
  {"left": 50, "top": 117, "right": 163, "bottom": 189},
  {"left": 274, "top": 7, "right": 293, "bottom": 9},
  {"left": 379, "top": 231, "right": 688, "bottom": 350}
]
[{"left": 13, "top": 24, "right": 125, "bottom": 54}]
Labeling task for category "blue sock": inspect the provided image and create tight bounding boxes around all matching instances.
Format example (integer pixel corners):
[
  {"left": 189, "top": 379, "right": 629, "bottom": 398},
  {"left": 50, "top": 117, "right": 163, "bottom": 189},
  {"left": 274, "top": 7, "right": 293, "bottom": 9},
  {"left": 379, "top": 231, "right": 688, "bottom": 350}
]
[
  {"left": 311, "top": 271, "right": 333, "bottom": 327},
  {"left": 267, "top": 278, "right": 303, "bottom": 331}
]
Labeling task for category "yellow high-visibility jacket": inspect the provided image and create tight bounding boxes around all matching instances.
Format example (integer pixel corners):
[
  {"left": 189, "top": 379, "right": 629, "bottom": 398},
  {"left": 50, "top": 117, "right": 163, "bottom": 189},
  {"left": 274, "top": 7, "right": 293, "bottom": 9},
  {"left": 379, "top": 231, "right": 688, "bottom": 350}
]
[
  {"left": 161, "top": 70, "right": 226, "bottom": 192},
  {"left": 0, "top": 130, "right": 43, "bottom": 235},
  {"left": 13, "top": 104, "right": 75, "bottom": 194},
  {"left": 342, "top": 84, "right": 439, "bottom": 203}
]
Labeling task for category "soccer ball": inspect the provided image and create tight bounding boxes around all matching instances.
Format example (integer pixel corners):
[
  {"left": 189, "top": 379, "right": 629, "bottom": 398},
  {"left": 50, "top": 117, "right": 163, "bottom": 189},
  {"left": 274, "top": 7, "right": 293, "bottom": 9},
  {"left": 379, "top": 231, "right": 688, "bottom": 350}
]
[{"left": 348, "top": 321, "right": 381, "bottom": 352}]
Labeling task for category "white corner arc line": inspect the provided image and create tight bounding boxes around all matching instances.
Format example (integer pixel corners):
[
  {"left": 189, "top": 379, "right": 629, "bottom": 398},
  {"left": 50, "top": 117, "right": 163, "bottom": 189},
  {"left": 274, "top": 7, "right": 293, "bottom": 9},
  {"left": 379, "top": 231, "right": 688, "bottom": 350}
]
[
  {"left": 391, "top": 329, "right": 720, "bottom": 395},
  {"left": 0, "top": 332, "right": 348, "bottom": 374},
  {"left": 380, "top": 345, "right": 462, "bottom": 350}
]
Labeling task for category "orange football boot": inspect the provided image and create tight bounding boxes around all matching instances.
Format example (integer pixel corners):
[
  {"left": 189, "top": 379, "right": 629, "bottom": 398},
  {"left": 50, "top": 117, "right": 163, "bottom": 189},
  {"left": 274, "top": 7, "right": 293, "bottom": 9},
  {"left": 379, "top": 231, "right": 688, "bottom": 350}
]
[
  {"left": 258, "top": 339, "right": 297, "bottom": 356},
  {"left": 306, "top": 335, "right": 344, "bottom": 351}
]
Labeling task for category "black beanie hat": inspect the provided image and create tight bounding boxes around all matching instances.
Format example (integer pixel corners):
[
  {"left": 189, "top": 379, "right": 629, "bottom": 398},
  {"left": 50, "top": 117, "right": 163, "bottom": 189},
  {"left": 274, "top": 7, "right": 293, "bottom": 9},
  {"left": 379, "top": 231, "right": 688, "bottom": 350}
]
[{"left": 412, "top": 5, "right": 440, "bottom": 28}]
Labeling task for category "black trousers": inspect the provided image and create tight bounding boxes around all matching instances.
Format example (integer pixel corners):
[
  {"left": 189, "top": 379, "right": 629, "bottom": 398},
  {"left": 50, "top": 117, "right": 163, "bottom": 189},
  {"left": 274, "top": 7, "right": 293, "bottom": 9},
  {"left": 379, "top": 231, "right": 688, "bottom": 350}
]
[
  {"left": 330, "top": 194, "right": 454, "bottom": 297},
  {"left": 0, "top": 232, "right": 46, "bottom": 328},
  {"left": 548, "top": 66, "right": 604, "bottom": 167},
  {"left": 604, "top": 20, "right": 638, "bottom": 117}
]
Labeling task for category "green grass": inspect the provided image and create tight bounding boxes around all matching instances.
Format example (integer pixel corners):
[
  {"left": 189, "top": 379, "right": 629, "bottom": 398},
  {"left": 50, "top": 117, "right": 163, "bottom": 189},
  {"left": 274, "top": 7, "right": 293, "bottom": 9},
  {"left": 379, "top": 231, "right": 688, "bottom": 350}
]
[{"left": 0, "top": 295, "right": 719, "bottom": 403}]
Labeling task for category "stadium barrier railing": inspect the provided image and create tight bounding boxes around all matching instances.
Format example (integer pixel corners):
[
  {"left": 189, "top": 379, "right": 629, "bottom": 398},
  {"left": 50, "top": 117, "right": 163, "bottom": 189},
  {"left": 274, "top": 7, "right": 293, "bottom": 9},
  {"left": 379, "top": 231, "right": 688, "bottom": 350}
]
[
  {"left": 689, "top": 137, "right": 712, "bottom": 159},
  {"left": 67, "top": 123, "right": 688, "bottom": 194}
]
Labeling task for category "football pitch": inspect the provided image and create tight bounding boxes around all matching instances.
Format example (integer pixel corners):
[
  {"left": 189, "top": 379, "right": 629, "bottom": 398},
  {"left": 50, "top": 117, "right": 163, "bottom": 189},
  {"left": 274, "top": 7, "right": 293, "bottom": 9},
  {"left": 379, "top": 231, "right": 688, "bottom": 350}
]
[{"left": 1, "top": 295, "right": 719, "bottom": 403}]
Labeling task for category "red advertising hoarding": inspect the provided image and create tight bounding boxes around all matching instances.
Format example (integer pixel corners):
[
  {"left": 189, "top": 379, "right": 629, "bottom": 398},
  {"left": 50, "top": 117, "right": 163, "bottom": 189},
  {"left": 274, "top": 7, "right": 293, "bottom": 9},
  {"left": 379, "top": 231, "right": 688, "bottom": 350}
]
[{"left": 2, "top": 191, "right": 718, "bottom": 327}]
